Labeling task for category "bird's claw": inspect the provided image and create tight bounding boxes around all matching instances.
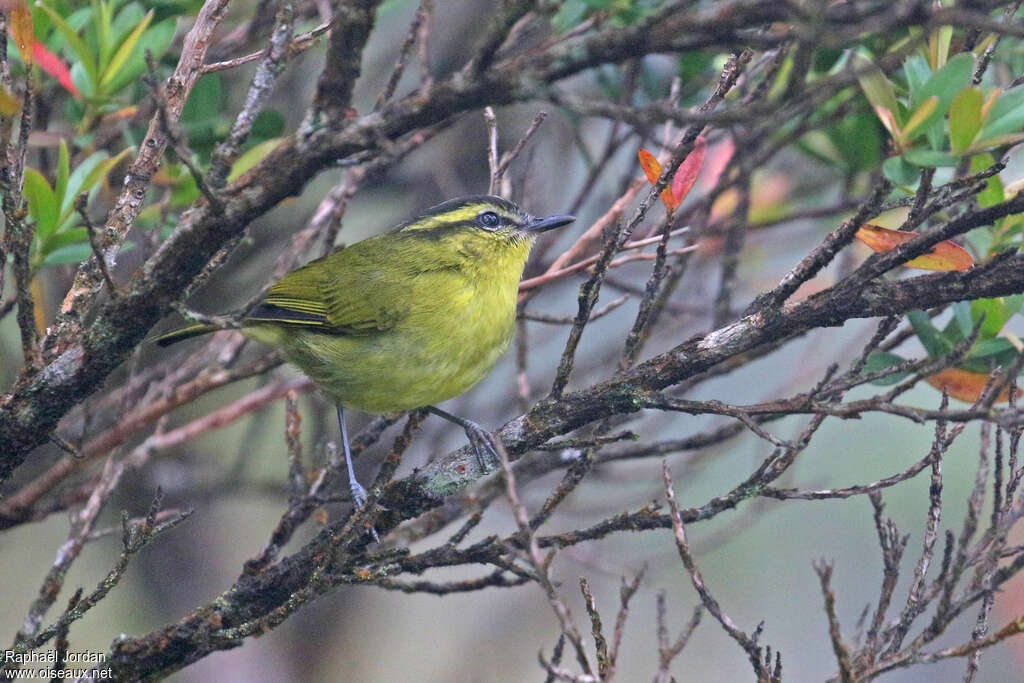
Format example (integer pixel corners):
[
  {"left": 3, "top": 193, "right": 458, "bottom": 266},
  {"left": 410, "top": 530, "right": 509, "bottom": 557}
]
[
  {"left": 461, "top": 420, "right": 501, "bottom": 474},
  {"left": 349, "top": 480, "right": 379, "bottom": 543}
]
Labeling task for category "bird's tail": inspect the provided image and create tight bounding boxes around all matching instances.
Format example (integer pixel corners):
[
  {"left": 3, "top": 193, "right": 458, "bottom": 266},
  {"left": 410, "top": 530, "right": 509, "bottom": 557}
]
[{"left": 150, "top": 323, "right": 220, "bottom": 347}]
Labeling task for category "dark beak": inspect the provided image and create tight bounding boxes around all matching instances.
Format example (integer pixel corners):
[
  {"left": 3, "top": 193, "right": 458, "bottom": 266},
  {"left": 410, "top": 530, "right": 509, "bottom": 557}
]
[{"left": 523, "top": 214, "right": 575, "bottom": 234}]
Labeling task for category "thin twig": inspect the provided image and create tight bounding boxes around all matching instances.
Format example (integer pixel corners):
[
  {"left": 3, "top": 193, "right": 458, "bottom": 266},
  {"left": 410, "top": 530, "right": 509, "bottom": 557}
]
[{"left": 75, "top": 194, "right": 119, "bottom": 297}]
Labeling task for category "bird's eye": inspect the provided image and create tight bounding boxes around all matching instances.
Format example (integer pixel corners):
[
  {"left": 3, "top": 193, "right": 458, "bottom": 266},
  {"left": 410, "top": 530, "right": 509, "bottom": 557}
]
[{"left": 479, "top": 211, "right": 501, "bottom": 229}]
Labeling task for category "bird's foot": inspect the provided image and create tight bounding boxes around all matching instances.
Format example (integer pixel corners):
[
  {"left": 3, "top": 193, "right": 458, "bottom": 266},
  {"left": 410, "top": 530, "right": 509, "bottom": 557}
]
[
  {"left": 349, "top": 478, "right": 368, "bottom": 509},
  {"left": 425, "top": 406, "right": 503, "bottom": 475},
  {"left": 348, "top": 478, "right": 379, "bottom": 543},
  {"left": 461, "top": 419, "right": 502, "bottom": 474}
]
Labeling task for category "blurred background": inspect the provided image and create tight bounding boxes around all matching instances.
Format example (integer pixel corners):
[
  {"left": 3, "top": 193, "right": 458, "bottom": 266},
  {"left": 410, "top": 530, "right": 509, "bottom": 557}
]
[{"left": 3, "top": 0, "right": 1024, "bottom": 681}]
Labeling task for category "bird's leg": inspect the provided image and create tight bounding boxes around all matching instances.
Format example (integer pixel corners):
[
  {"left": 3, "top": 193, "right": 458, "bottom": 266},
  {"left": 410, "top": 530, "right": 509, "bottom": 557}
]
[
  {"left": 337, "top": 404, "right": 378, "bottom": 542},
  {"left": 426, "top": 405, "right": 500, "bottom": 473},
  {"left": 337, "top": 405, "right": 368, "bottom": 506}
]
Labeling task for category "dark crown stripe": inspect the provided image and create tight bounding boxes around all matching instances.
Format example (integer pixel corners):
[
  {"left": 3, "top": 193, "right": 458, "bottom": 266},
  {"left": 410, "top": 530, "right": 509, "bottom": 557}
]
[
  {"left": 392, "top": 194, "right": 524, "bottom": 232},
  {"left": 419, "top": 195, "right": 520, "bottom": 218}
]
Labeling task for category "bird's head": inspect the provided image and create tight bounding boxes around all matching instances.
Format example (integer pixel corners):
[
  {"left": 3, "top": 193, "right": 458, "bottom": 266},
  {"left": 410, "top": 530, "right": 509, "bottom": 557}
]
[{"left": 394, "top": 195, "right": 575, "bottom": 257}]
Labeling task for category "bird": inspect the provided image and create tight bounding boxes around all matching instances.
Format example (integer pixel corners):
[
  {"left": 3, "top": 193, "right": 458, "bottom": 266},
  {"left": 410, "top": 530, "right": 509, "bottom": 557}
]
[{"left": 154, "top": 195, "right": 575, "bottom": 514}]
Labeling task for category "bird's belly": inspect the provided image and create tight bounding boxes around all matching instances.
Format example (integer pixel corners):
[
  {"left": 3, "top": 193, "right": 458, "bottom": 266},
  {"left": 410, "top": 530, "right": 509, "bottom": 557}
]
[{"left": 263, "top": 313, "right": 514, "bottom": 413}]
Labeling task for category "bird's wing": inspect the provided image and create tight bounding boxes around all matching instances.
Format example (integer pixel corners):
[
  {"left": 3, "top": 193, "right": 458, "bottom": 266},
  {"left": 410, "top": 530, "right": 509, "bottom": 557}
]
[{"left": 246, "top": 245, "right": 410, "bottom": 334}]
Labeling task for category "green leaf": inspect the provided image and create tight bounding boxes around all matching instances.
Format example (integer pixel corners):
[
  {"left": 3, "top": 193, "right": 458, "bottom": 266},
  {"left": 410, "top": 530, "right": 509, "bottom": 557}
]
[
  {"left": 861, "top": 351, "right": 911, "bottom": 385},
  {"left": 968, "top": 132, "right": 1024, "bottom": 154},
  {"left": 36, "top": 1, "right": 98, "bottom": 87},
  {"left": 959, "top": 356, "right": 1021, "bottom": 375},
  {"left": 38, "top": 234, "right": 133, "bottom": 266},
  {"left": 1004, "top": 294, "right": 1024, "bottom": 318},
  {"left": 903, "top": 148, "right": 958, "bottom": 167},
  {"left": 23, "top": 168, "right": 58, "bottom": 238},
  {"left": 29, "top": 2, "right": 52, "bottom": 39},
  {"left": 110, "top": 1, "right": 144, "bottom": 47},
  {"left": 551, "top": 0, "right": 588, "bottom": 33},
  {"left": 101, "top": 18, "right": 176, "bottom": 96},
  {"left": 903, "top": 55, "right": 931, "bottom": 99},
  {"left": 69, "top": 60, "right": 95, "bottom": 99},
  {"left": 38, "top": 226, "right": 88, "bottom": 256},
  {"left": 60, "top": 151, "right": 107, "bottom": 217},
  {"left": 969, "top": 337, "right": 1017, "bottom": 359},
  {"left": 971, "top": 153, "right": 1004, "bottom": 209},
  {"left": 182, "top": 73, "right": 222, "bottom": 124},
  {"left": 971, "top": 298, "right": 1010, "bottom": 339},
  {"left": 977, "top": 86, "right": 1024, "bottom": 140},
  {"left": 952, "top": 300, "right": 974, "bottom": 338},
  {"left": 829, "top": 113, "right": 882, "bottom": 171},
  {"left": 853, "top": 52, "right": 901, "bottom": 127},
  {"left": 908, "top": 309, "right": 954, "bottom": 357},
  {"left": 92, "top": 0, "right": 113, "bottom": 74},
  {"left": 55, "top": 138, "right": 69, "bottom": 206},
  {"left": 99, "top": 9, "right": 152, "bottom": 91},
  {"left": 960, "top": 337, "right": 1022, "bottom": 373},
  {"left": 912, "top": 53, "right": 974, "bottom": 112},
  {"left": 56, "top": 148, "right": 131, "bottom": 229},
  {"left": 40, "top": 241, "right": 93, "bottom": 265},
  {"left": 949, "top": 87, "right": 984, "bottom": 154},
  {"left": 911, "top": 53, "right": 974, "bottom": 149},
  {"left": 883, "top": 155, "right": 921, "bottom": 184},
  {"left": 966, "top": 226, "right": 993, "bottom": 257},
  {"left": 251, "top": 109, "right": 285, "bottom": 143},
  {"left": 227, "top": 138, "right": 282, "bottom": 183},
  {"left": 78, "top": 148, "right": 126, "bottom": 191}
]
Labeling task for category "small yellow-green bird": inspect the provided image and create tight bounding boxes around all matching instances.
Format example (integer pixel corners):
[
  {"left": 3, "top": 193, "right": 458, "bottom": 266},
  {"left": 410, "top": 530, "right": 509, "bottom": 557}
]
[{"left": 155, "top": 195, "right": 575, "bottom": 509}]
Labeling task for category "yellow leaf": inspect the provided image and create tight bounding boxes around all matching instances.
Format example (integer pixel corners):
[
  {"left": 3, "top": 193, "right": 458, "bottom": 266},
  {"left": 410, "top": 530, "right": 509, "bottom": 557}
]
[
  {"left": 855, "top": 224, "right": 974, "bottom": 271},
  {"left": 902, "top": 95, "right": 938, "bottom": 139}
]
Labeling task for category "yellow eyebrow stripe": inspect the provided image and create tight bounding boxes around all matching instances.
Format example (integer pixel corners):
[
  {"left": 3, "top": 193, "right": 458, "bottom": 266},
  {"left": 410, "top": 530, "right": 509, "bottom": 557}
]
[{"left": 402, "top": 205, "right": 481, "bottom": 231}]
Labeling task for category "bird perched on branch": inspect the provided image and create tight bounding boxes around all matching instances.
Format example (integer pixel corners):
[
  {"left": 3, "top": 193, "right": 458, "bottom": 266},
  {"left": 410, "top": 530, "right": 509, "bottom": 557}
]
[{"left": 155, "top": 195, "right": 575, "bottom": 517}]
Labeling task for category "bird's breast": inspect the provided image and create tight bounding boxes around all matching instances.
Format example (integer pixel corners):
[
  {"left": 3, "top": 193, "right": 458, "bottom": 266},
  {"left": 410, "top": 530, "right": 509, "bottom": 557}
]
[{"left": 278, "top": 264, "right": 522, "bottom": 413}]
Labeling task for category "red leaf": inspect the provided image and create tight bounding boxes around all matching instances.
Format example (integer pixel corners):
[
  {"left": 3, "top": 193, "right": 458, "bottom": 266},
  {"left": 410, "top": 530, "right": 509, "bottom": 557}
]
[
  {"left": 671, "top": 136, "right": 706, "bottom": 206},
  {"left": 32, "top": 41, "right": 80, "bottom": 99}
]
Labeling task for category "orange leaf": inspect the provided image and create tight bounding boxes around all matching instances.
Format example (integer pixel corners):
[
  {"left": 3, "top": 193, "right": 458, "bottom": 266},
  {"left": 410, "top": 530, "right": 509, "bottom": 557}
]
[
  {"left": 32, "top": 41, "right": 80, "bottom": 98},
  {"left": 638, "top": 149, "right": 677, "bottom": 211},
  {"left": 637, "top": 149, "right": 661, "bottom": 184},
  {"left": 9, "top": 0, "right": 34, "bottom": 66},
  {"left": 855, "top": 224, "right": 974, "bottom": 271},
  {"left": 671, "top": 136, "right": 706, "bottom": 207},
  {"left": 926, "top": 368, "right": 1019, "bottom": 403}
]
